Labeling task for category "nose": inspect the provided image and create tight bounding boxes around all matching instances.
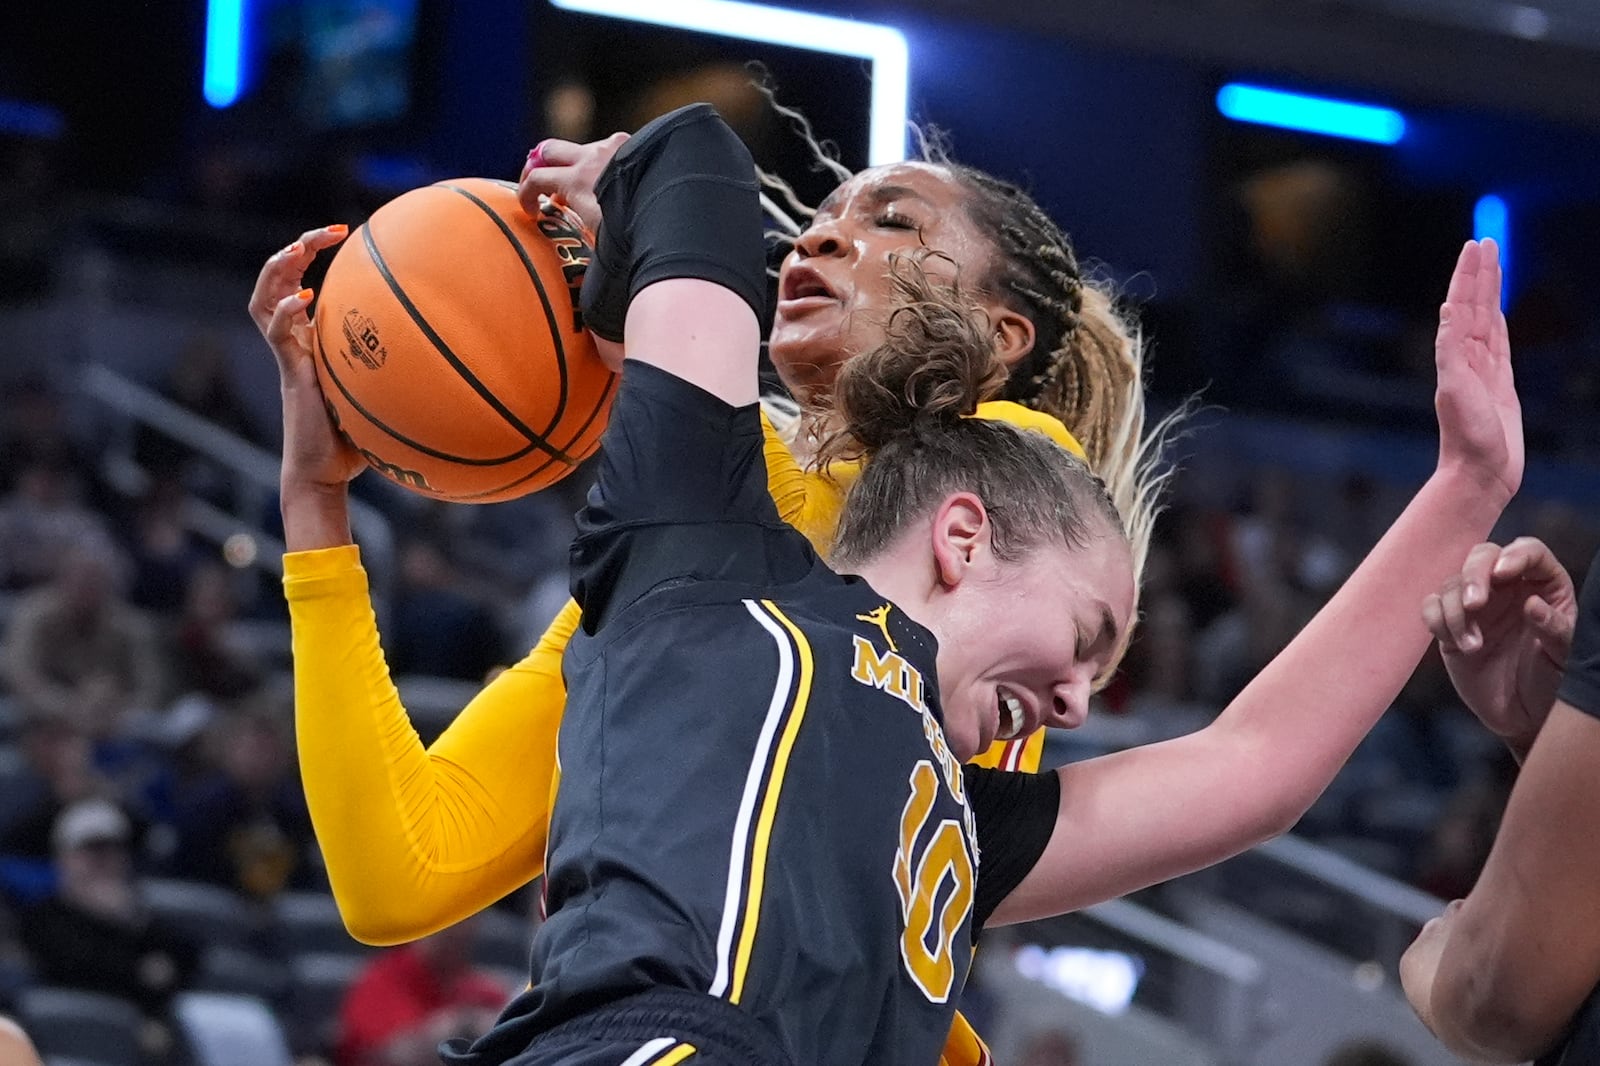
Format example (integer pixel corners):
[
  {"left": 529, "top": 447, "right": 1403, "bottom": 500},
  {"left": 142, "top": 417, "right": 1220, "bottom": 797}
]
[
  {"left": 791, "top": 216, "right": 849, "bottom": 260},
  {"left": 1046, "top": 677, "right": 1091, "bottom": 730}
]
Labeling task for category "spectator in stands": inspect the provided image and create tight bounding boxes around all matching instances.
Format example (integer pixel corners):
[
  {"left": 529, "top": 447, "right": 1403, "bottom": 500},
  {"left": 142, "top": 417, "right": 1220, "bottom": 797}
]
[
  {"left": 1193, "top": 573, "right": 1315, "bottom": 705},
  {"left": 133, "top": 330, "right": 267, "bottom": 488},
  {"left": 124, "top": 475, "right": 209, "bottom": 615},
  {"left": 0, "top": 709, "right": 111, "bottom": 864},
  {"left": 1322, "top": 1041, "right": 1412, "bottom": 1066},
  {"left": 0, "top": 535, "right": 164, "bottom": 736},
  {"left": 1163, "top": 505, "right": 1239, "bottom": 632},
  {"left": 163, "top": 559, "right": 264, "bottom": 703},
  {"left": 0, "top": 445, "right": 114, "bottom": 591},
  {"left": 0, "top": 378, "right": 98, "bottom": 500},
  {"left": 1119, "top": 592, "right": 1203, "bottom": 723},
  {"left": 1017, "top": 1029, "right": 1081, "bottom": 1066},
  {"left": 388, "top": 535, "right": 507, "bottom": 683},
  {"left": 1411, "top": 747, "right": 1517, "bottom": 900},
  {"left": 166, "top": 700, "right": 317, "bottom": 898},
  {"left": 0, "top": 1016, "right": 42, "bottom": 1066},
  {"left": 15, "top": 800, "right": 198, "bottom": 1016},
  {"left": 335, "top": 917, "right": 509, "bottom": 1066}
]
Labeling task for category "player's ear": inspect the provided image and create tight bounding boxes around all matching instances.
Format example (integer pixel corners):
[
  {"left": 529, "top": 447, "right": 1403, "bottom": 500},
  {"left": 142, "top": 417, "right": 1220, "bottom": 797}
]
[
  {"left": 980, "top": 301, "right": 1036, "bottom": 371},
  {"left": 930, "top": 492, "right": 991, "bottom": 588}
]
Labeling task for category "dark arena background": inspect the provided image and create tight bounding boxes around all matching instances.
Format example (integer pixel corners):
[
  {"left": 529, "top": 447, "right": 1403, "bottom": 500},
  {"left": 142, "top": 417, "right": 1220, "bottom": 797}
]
[{"left": 2, "top": 1, "right": 1600, "bottom": 1063}]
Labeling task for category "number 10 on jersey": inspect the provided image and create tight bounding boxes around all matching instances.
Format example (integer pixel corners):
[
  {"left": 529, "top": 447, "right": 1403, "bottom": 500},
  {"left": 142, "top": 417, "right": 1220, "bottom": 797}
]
[{"left": 893, "top": 760, "right": 976, "bottom": 1002}]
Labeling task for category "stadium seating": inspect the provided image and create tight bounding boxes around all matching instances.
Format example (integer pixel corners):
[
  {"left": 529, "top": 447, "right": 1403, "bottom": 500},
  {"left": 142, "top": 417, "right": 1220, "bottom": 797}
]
[
  {"left": 172, "top": 991, "right": 292, "bottom": 1066},
  {"left": 15, "top": 987, "right": 143, "bottom": 1066}
]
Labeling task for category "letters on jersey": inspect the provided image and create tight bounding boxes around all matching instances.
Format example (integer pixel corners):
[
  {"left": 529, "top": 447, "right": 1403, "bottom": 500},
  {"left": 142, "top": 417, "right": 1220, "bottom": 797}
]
[{"left": 851, "top": 605, "right": 981, "bottom": 1003}]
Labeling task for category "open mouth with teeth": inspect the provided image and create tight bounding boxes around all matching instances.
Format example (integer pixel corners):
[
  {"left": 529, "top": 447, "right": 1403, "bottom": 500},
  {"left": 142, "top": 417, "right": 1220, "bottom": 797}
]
[
  {"left": 787, "top": 279, "right": 831, "bottom": 299},
  {"left": 779, "top": 267, "right": 836, "bottom": 304},
  {"left": 997, "top": 689, "right": 1026, "bottom": 742}
]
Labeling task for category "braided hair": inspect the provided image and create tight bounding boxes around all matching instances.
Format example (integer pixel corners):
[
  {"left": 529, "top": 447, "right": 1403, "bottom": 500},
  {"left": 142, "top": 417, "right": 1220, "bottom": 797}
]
[
  {"left": 932, "top": 161, "right": 1170, "bottom": 618},
  {"left": 757, "top": 116, "right": 1177, "bottom": 669}
]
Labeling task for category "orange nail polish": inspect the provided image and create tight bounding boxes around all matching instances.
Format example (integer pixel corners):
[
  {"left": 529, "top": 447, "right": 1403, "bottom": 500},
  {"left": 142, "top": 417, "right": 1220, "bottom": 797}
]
[
  {"left": 327, "top": 224, "right": 348, "bottom": 235},
  {"left": 296, "top": 288, "right": 314, "bottom": 302}
]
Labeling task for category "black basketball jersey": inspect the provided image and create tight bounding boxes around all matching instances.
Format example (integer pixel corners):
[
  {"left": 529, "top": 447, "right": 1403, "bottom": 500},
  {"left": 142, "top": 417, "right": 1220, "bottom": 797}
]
[
  {"left": 449, "top": 362, "right": 1056, "bottom": 1066},
  {"left": 1536, "top": 987, "right": 1600, "bottom": 1066}
]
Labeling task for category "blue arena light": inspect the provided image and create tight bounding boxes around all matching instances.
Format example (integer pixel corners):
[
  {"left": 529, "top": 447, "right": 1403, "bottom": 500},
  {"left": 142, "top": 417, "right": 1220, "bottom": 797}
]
[
  {"left": 548, "top": 0, "right": 910, "bottom": 165},
  {"left": 204, "top": 0, "right": 248, "bottom": 108},
  {"left": 0, "top": 99, "right": 65, "bottom": 139},
  {"left": 1474, "top": 194, "right": 1511, "bottom": 309},
  {"left": 1216, "top": 83, "right": 1407, "bottom": 145}
]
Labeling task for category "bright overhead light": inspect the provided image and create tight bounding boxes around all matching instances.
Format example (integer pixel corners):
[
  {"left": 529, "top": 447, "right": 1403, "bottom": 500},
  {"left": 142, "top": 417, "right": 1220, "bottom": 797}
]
[
  {"left": 204, "top": 0, "right": 248, "bottom": 108},
  {"left": 1474, "top": 194, "right": 1511, "bottom": 309},
  {"left": 549, "top": 0, "right": 909, "bottom": 165},
  {"left": 1216, "top": 83, "right": 1406, "bottom": 145}
]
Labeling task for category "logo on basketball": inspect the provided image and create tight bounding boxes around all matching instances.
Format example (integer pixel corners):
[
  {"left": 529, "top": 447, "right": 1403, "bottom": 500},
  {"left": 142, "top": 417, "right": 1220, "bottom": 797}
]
[
  {"left": 340, "top": 309, "right": 388, "bottom": 370},
  {"left": 537, "top": 205, "right": 593, "bottom": 332}
]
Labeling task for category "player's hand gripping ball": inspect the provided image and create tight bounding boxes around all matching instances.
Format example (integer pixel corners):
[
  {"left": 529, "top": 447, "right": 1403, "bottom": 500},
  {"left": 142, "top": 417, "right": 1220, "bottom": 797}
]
[{"left": 311, "top": 179, "right": 616, "bottom": 503}]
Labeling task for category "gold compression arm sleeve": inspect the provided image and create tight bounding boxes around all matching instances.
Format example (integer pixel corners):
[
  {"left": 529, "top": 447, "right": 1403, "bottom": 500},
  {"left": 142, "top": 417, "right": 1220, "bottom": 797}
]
[{"left": 286, "top": 545, "right": 578, "bottom": 944}]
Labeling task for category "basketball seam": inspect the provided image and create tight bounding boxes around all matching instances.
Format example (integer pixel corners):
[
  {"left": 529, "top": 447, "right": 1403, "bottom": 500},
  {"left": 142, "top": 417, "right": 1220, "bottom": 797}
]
[
  {"left": 437, "top": 181, "right": 572, "bottom": 438},
  {"left": 360, "top": 222, "right": 579, "bottom": 466},
  {"left": 315, "top": 309, "right": 554, "bottom": 467},
  {"left": 451, "top": 369, "right": 618, "bottom": 501}
]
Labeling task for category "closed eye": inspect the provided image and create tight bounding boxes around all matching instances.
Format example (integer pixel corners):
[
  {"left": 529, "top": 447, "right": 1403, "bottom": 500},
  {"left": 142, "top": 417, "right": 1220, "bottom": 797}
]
[{"left": 875, "top": 212, "right": 920, "bottom": 231}]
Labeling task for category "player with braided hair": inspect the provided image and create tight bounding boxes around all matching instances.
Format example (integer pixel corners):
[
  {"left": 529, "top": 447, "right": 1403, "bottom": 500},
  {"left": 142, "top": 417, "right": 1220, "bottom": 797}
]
[
  {"left": 751, "top": 110, "right": 1164, "bottom": 610},
  {"left": 270, "top": 109, "right": 1517, "bottom": 1066}
]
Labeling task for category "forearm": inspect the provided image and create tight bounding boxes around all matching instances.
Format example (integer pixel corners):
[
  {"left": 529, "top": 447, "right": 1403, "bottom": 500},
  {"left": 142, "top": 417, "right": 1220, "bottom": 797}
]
[
  {"left": 1419, "top": 703, "right": 1600, "bottom": 1062},
  {"left": 1213, "top": 469, "right": 1507, "bottom": 822}
]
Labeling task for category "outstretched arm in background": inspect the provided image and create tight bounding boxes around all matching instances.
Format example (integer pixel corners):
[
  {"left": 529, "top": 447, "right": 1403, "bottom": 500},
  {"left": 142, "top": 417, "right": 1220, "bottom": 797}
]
[
  {"left": 1419, "top": 536, "right": 1575, "bottom": 759},
  {"left": 994, "top": 239, "right": 1525, "bottom": 922},
  {"left": 1398, "top": 539, "right": 1599, "bottom": 1063}
]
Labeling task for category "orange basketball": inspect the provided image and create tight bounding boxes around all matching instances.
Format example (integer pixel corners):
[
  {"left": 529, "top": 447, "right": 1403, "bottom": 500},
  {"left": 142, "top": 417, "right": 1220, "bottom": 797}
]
[{"left": 312, "top": 178, "right": 616, "bottom": 503}]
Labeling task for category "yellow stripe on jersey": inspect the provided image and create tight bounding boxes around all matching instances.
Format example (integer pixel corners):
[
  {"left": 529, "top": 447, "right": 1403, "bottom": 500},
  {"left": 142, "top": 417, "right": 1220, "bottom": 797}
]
[
  {"left": 620, "top": 1038, "right": 698, "bottom": 1066},
  {"left": 940, "top": 1011, "right": 994, "bottom": 1066},
  {"left": 729, "top": 600, "right": 815, "bottom": 1004}
]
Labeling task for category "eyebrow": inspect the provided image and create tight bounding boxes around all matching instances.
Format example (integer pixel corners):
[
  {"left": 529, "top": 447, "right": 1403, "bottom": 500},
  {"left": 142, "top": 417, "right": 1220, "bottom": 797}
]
[
  {"left": 814, "top": 184, "right": 932, "bottom": 217},
  {"left": 1092, "top": 602, "right": 1118, "bottom": 651},
  {"left": 867, "top": 184, "right": 931, "bottom": 206}
]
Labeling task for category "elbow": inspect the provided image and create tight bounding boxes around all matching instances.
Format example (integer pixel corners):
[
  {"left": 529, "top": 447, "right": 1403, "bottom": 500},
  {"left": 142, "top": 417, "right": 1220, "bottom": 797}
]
[
  {"left": 1237, "top": 767, "right": 1312, "bottom": 846},
  {"left": 1432, "top": 958, "right": 1570, "bottom": 1062},
  {"left": 325, "top": 873, "right": 447, "bottom": 947},
  {"left": 341, "top": 910, "right": 418, "bottom": 948},
  {"left": 339, "top": 903, "right": 450, "bottom": 947},
  {"left": 1255, "top": 794, "right": 1305, "bottom": 844}
]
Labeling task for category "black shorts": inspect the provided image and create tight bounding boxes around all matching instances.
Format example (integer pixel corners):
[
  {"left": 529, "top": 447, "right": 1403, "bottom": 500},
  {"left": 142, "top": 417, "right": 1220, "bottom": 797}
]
[{"left": 488, "top": 988, "right": 793, "bottom": 1066}]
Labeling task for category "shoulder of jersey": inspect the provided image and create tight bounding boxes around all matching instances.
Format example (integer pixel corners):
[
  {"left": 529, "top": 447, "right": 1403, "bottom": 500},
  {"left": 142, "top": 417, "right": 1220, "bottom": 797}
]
[{"left": 973, "top": 401, "right": 1085, "bottom": 459}]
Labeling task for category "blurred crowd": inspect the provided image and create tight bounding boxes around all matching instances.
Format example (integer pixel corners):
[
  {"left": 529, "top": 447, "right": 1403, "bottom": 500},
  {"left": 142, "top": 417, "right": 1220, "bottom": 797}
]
[{"left": 1092, "top": 459, "right": 1598, "bottom": 899}]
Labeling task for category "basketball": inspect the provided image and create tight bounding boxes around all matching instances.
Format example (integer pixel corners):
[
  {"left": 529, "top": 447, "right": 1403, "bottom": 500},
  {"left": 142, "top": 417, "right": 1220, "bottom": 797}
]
[{"left": 311, "top": 178, "right": 616, "bottom": 503}]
